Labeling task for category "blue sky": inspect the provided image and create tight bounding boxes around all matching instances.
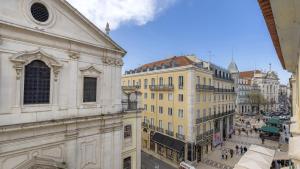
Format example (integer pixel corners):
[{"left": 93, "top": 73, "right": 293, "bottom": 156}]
[{"left": 104, "top": 0, "right": 290, "bottom": 84}]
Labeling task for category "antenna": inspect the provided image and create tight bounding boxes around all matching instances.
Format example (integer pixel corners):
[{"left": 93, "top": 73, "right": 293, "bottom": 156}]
[
  {"left": 231, "top": 48, "right": 234, "bottom": 61},
  {"left": 208, "top": 50, "right": 214, "bottom": 63}
]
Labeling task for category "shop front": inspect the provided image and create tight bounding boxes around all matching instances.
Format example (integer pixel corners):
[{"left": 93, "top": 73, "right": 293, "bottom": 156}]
[{"left": 152, "top": 132, "right": 185, "bottom": 164}]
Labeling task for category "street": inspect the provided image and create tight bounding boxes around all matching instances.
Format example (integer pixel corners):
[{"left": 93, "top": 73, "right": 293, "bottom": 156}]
[{"left": 141, "top": 151, "right": 176, "bottom": 169}]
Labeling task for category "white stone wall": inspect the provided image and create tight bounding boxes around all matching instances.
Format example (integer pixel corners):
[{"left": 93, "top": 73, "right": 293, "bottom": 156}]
[{"left": 0, "top": 0, "right": 127, "bottom": 168}]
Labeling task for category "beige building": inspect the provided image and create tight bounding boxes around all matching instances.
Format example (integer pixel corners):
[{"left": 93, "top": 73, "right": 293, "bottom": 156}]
[
  {"left": 258, "top": 0, "right": 300, "bottom": 168},
  {"left": 122, "top": 55, "right": 236, "bottom": 167},
  {"left": 238, "top": 70, "right": 280, "bottom": 113},
  {"left": 0, "top": 0, "right": 140, "bottom": 169}
]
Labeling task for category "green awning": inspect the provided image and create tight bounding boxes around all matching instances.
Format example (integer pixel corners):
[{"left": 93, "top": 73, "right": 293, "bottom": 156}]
[
  {"left": 260, "top": 125, "right": 279, "bottom": 134},
  {"left": 267, "top": 117, "right": 282, "bottom": 125}
]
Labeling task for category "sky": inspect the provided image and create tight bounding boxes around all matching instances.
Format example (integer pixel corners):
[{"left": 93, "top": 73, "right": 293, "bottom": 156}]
[{"left": 67, "top": 0, "right": 291, "bottom": 84}]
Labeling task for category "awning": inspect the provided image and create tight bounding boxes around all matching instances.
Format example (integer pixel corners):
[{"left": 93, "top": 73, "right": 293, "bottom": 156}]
[
  {"left": 152, "top": 132, "right": 185, "bottom": 152},
  {"left": 233, "top": 145, "right": 275, "bottom": 169},
  {"left": 260, "top": 125, "right": 279, "bottom": 134},
  {"left": 267, "top": 117, "right": 282, "bottom": 125},
  {"left": 274, "top": 151, "right": 289, "bottom": 160},
  {"left": 249, "top": 145, "right": 275, "bottom": 157}
]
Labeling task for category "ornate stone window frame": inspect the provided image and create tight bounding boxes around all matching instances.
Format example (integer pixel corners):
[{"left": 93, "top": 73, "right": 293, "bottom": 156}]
[
  {"left": 10, "top": 49, "right": 62, "bottom": 112},
  {"left": 79, "top": 66, "right": 102, "bottom": 108}
]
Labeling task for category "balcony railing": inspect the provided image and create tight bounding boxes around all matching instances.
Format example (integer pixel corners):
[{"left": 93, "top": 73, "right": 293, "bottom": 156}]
[
  {"left": 122, "top": 101, "right": 138, "bottom": 111},
  {"left": 196, "top": 84, "right": 214, "bottom": 92},
  {"left": 196, "top": 111, "right": 235, "bottom": 123},
  {"left": 196, "top": 117, "right": 203, "bottom": 124},
  {"left": 122, "top": 85, "right": 140, "bottom": 90},
  {"left": 214, "top": 88, "right": 235, "bottom": 93},
  {"left": 176, "top": 133, "right": 185, "bottom": 140},
  {"left": 149, "top": 124, "right": 156, "bottom": 130},
  {"left": 213, "top": 75, "right": 234, "bottom": 82},
  {"left": 196, "top": 134, "right": 204, "bottom": 142},
  {"left": 142, "top": 122, "right": 148, "bottom": 128},
  {"left": 149, "top": 85, "right": 174, "bottom": 91},
  {"left": 156, "top": 127, "right": 164, "bottom": 133},
  {"left": 165, "top": 130, "right": 174, "bottom": 136}
]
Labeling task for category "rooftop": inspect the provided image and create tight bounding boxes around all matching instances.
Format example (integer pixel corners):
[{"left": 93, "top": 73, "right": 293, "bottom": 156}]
[{"left": 239, "top": 70, "right": 261, "bottom": 79}]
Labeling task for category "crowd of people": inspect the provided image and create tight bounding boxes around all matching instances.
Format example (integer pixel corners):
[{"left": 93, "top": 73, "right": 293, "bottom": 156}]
[{"left": 220, "top": 143, "right": 248, "bottom": 160}]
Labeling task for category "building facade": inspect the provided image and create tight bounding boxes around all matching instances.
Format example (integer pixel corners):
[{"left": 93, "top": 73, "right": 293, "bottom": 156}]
[
  {"left": 239, "top": 70, "right": 280, "bottom": 113},
  {"left": 258, "top": 0, "right": 300, "bottom": 168},
  {"left": 122, "top": 56, "right": 235, "bottom": 167},
  {"left": 0, "top": 0, "right": 140, "bottom": 169}
]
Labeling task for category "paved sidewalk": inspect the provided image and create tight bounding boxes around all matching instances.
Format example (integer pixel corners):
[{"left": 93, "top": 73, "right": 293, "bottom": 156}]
[{"left": 197, "top": 131, "right": 281, "bottom": 169}]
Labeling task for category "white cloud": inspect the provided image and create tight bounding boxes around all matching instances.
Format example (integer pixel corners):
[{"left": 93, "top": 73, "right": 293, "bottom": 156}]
[{"left": 67, "top": 0, "right": 176, "bottom": 31}]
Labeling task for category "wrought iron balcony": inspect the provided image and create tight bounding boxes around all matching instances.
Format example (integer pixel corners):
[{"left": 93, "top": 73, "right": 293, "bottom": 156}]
[
  {"left": 142, "top": 122, "right": 148, "bottom": 128},
  {"left": 196, "top": 84, "right": 215, "bottom": 92},
  {"left": 196, "top": 117, "right": 204, "bottom": 124},
  {"left": 203, "top": 129, "right": 213, "bottom": 138},
  {"left": 213, "top": 75, "right": 234, "bottom": 82},
  {"left": 149, "top": 124, "right": 156, "bottom": 130},
  {"left": 149, "top": 85, "right": 174, "bottom": 91},
  {"left": 176, "top": 133, "right": 185, "bottom": 140},
  {"left": 122, "top": 101, "right": 138, "bottom": 111},
  {"left": 165, "top": 130, "right": 174, "bottom": 136},
  {"left": 156, "top": 127, "right": 164, "bottom": 133},
  {"left": 196, "top": 134, "right": 204, "bottom": 142},
  {"left": 214, "top": 88, "right": 235, "bottom": 93},
  {"left": 122, "top": 85, "right": 140, "bottom": 90}
]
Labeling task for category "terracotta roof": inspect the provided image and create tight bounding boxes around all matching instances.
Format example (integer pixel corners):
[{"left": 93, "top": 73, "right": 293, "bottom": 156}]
[
  {"left": 137, "top": 56, "right": 194, "bottom": 70},
  {"left": 239, "top": 70, "right": 261, "bottom": 78},
  {"left": 258, "top": 0, "right": 285, "bottom": 69}
]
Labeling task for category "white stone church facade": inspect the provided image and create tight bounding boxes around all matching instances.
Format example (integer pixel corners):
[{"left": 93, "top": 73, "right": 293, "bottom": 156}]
[{"left": 0, "top": 0, "right": 140, "bottom": 169}]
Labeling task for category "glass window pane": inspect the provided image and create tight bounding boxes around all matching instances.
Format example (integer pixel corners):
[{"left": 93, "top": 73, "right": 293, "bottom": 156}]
[
  {"left": 24, "top": 60, "right": 50, "bottom": 104},
  {"left": 83, "top": 77, "right": 97, "bottom": 102}
]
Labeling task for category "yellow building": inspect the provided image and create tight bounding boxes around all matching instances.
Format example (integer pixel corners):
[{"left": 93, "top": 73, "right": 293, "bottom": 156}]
[
  {"left": 122, "top": 55, "right": 235, "bottom": 167},
  {"left": 121, "top": 90, "right": 143, "bottom": 169},
  {"left": 258, "top": 0, "right": 300, "bottom": 168}
]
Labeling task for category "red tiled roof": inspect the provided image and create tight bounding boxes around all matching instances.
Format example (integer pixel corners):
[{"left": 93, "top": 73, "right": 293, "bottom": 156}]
[
  {"left": 138, "top": 56, "right": 194, "bottom": 70},
  {"left": 239, "top": 70, "right": 261, "bottom": 78}
]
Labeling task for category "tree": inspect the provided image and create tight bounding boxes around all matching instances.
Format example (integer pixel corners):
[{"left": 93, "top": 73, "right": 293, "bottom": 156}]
[{"left": 246, "top": 91, "right": 267, "bottom": 114}]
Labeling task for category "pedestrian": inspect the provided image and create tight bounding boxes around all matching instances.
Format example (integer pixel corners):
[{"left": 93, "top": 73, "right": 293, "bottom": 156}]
[
  {"left": 240, "top": 146, "right": 243, "bottom": 154},
  {"left": 235, "top": 145, "right": 239, "bottom": 155},
  {"left": 244, "top": 146, "right": 247, "bottom": 153},
  {"left": 230, "top": 149, "right": 233, "bottom": 158},
  {"left": 262, "top": 137, "right": 265, "bottom": 144},
  {"left": 221, "top": 152, "right": 224, "bottom": 160},
  {"left": 225, "top": 151, "right": 228, "bottom": 160}
]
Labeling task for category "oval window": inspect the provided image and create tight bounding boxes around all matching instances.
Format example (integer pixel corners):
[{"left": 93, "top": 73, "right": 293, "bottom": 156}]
[{"left": 31, "top": 3, "right": 49, "bottom": 22}]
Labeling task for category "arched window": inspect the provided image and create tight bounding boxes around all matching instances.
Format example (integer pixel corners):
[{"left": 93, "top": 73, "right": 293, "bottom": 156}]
[{"left": 24, "top": 60, "right": 50, "bottom": 104}]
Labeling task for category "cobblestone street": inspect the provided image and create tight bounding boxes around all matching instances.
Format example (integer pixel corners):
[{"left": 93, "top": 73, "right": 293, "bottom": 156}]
[{"left": 196, "top": 130, "right": 285, "bottom": 169}]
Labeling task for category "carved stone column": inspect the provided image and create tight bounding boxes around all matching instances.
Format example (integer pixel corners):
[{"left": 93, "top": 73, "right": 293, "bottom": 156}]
[{"left": 12, "top": 61, "right": 24, "bottom": 113}]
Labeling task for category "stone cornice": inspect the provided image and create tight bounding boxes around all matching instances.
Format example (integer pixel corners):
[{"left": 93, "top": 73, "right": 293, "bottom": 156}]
[
  {"left": 0, "top": 113, "right": 123, "bottom": 133},
  {"left": 0, "top": 23, "right": 125, "bottom": 58}
]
